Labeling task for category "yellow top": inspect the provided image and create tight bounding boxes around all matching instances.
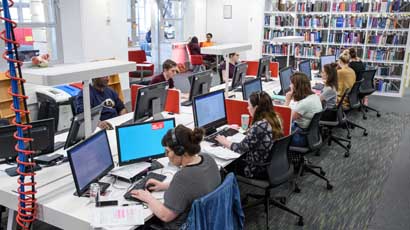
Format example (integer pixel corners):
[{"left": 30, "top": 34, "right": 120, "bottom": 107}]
[
  {"left": 201, "top": 41, "right": 214, "bottom": 47},
  {"left": 337, "top": 66, "right": 356, "bottom": 108}
]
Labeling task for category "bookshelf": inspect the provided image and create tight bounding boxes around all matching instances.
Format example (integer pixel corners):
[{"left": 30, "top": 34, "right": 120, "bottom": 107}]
[{"left": 263, "top": 0, "right": 410, "bottom": 97}]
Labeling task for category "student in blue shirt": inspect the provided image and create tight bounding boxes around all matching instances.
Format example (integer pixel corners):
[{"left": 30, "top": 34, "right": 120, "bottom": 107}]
[{"left": 76, "top": 76, "right": 127, "bottom": 129}]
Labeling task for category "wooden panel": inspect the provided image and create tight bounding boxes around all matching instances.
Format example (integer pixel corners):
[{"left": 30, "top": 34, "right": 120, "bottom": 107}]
[{"left": 107, "top": 74, "right": 124, "bottom": 102}]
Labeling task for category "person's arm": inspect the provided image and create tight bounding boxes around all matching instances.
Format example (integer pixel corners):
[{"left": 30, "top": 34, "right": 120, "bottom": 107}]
[
  {"left": 217, "top": 122, "right": 261, "bottom": 154},
  {"left": 119, "top": 108, "right": 127, "bottom": 115},
  {"left": 111, "top": 90, "right": 126, "bottom": 115},
  {"left": 130, "top": 190, "right": 178, "bottom": 222}
]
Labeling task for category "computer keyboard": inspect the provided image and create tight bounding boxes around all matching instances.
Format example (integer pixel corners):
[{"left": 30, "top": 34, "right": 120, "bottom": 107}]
[
  {"left": 204, "top": 127, "right": 239, "bottom": 145},
  {"left": 181, "top": 100, "right": 192, "bottom": 106},
  {"left": 123, "top": 172, "right": 167, "bottom": 202},
  {"left": 312, "top": 83, "right": 324, "bottom": 91}
]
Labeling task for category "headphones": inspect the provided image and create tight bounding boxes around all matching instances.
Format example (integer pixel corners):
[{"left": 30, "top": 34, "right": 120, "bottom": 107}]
[{"left": 171, "top": 128, "right": 185, "bottom": 156}]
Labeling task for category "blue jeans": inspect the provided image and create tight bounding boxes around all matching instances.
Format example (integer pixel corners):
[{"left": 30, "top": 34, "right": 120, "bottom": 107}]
[{"left": 291, "top": 122, "right": 308, "bottom": 147}]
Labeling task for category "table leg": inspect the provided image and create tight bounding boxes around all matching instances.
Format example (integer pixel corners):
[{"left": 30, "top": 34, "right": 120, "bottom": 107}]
[
  {"left": 82, "top": 80, "right": 92, "bottom": 138},
  {"left": 224, "top": 54, "right": 229, "bottom": 95},
  {"left": 6, "top": 209, "right": 16, "bottom": 230}
]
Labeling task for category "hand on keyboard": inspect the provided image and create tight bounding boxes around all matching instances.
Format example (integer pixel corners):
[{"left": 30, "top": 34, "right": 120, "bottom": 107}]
[{"left": 124, "top": 172, "right": 166, "bottom": 203}]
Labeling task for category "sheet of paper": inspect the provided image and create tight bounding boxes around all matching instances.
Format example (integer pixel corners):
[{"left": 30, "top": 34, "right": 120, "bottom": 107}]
[
  {"left": 91, "top": 205, "right": 144, "bottom": 228},
  {"left": 201, "top": 144, "right": 240, "bottom": 160}
]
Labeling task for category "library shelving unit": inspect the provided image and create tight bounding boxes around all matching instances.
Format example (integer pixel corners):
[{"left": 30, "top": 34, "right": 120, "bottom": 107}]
[{"left": 263, "top": 0, "right": 410, "bottom": 97}]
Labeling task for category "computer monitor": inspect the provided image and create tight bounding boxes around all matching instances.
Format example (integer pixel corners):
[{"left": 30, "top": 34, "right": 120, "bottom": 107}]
[
  {"left": 183, "top": 70, "right": 212, "bottom": 106},
  {"left": 116, "top": 118, "right": 175, "bottom": 166},
  {"left": 279, "top": 67, "right": 293, "bottom": 95},
  {"left": 230, "top": 62, "right": 248, "bottom": 91},
  {"left": 320, "top": 55, "right": 336, "bottom": 73},
  {"left": 242, "top": 78, "right": 262, "bottom": 101},
  {"left": 0, "top": 118, "right": 55, "bottom": 161},
  {"left": 192, "top": 89, "right": 227, "bottom": 135},
  {"left": 64, "top": 105, "right": 102, "bottom": 149},
  {"left": 257, "top": 56, "right": 271, "bottom": 79},
  {"left": 275, "top": 55, "right": 295, "bottom": 70},
  {"left": 134, "top": 82, "right": 168, "bottom": 122},
  {"left": 67, "top": 130, "right": 114, "bottom": 197},
  {"left": 299, "top": 60, "right": 312, "bottom": 80}
]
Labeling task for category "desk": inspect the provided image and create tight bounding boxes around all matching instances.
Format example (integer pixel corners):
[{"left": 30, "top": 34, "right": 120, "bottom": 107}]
[{"left": 201, "top": 43, "right": 252, "bottom": 92}]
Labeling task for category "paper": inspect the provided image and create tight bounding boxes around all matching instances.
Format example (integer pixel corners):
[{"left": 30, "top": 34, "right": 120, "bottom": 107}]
[
  {"left": 202, "top": 144, "right": 240, "bottom": 160},
  {"left": 91, "top": 205, "right": 144, "bottom": 227}
]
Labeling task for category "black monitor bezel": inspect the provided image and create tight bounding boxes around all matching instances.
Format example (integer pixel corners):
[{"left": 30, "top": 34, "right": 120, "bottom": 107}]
[
  {"left": 115, "top": 117, "right": 176, "bottom": 166},
  {"left": 279, "top": 67, "right": 293, "bottom": 93},
  {"left": 299, "top": 59, "right": 312, "bottom": 80},
  {"left": 256, "top": 56, "right": 271, "bottom": 79},
  {"left": 242, "top": 78, "right": 262, "bottom": 101},
  {"left": 192, "top": 89, "right": 227, "bottom": 133},
  {"left": 133, "top": 81, "right": 168, "bottom": 122},
  {"left": 67, "top": 129, "right": 114, "bottom": 197},
  {"left": 231, "top": 62, "right": 248, "bottom": 90},
  {"left": 320, "top": 55, "right": 336, "bottom": 73},
  {"left": 188, "top": 70, "right": 213, "bottom": 102}
]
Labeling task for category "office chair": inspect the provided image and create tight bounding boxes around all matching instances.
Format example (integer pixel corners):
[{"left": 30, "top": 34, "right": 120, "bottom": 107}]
[
  {"left": 289, "top": 111, "right": 334, "bottom": 190},
  {"left": 238, "top": 134, "right": 304, "bottom": 229},
  {"left": 320, "top": 90, "right": 352, "bottom": 157},
  {"left": 186, "top": 45, "right": 205, "bottom": 72},
  {"left": 345, "top": 80, "right": 368, "bottom": 138},
  {"left": 359, "top": 69, "right": 381, "bottom": 120},
  {"left": 128, "top": 50, "right": 154, "bottom": 83}
]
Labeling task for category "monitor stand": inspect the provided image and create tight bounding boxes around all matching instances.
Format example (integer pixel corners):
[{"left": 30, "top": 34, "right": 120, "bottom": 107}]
[
  {"left": 152, "top": 98, "right": 164, "bottom": 121},
  {"left": 264, "top": 69, "right": 273, "bottom": 82},
  {"left": 74, "top": 181, "right": 110, "bottom": 197}
]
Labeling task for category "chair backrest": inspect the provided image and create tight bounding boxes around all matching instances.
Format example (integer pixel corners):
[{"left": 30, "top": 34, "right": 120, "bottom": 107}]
[
  {"left": 128, "top": 50, "right": 147, "bottom": 63},
  {"left": 359, "top": 69, "right": 377, "bottom": 92},
  {"left": 347, "top": 79, "right": 363, "bottom": 108},
  {"left": 305, "top": 111, "right": 323, "bottom": 150},
  {"left": 266, "top": 133, "right": 294, "bottom": 185},
  {"left": 337, "top": 88, "right": 350, "bottom": 122}
]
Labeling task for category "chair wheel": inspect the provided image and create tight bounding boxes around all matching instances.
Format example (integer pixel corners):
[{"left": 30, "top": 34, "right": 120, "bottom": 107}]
[
  {"left": 297, "top": 218, "right": 304, "bottom": 226},
  {"left": 377, "top": 113, "right": 381, "bottom": 117},
  {"left": 347, "top": 135, "right": 351, "bottom": 139},
  {"left": 363, "top": 131, "right": 368, "bottom": 136},
  {"left": 327, "top": 183, "right": 333, "bottom": 190},
  {"left": 320, "top": 170, "right": 326, "bottom": 176},
  {"left": 294, "top": 186, "right": 301, "bottom": 193},
  {"left": 363, "top": 116, "right": 367, "bottom": 120},
  {"left": 279, "top": 197, "right": 287, "bottom": 205},
  {"left": 344, "top": 152, "right": 350, "bottom": 158},
  {"left": 365, "top": 108, "right": 368, "bottom": 112},
  {"left": 347, "top": 144, "right": 351, "bottom": 149}
]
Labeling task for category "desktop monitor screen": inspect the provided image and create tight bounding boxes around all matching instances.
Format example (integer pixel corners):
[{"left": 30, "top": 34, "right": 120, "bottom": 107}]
[
  {"left": 257, "top": 56, "right": 271, "bottom": 79},
  {"left": 67, "top": 130, "right": 114, "bottom": 197},
  {"left": 275, "top": 55, "right": 295, "bottom": 70},
  {"left": 320, "top": 55, "right": 336, "bottom": 72},
  {"left": 299, "top": 60, "right": 312, "bottom": 80},
  {"left": 64, "top": 105, "right": 102, "bottom": 149},
  {"left": 242, "top": 78, "right": 262, "bottom": 101},
  {"left": 0, "top": 118, "right": 55, "bottom": 160},
  {"left": 279, "top": 67, "right": 293, "bottom": 95},
  {"left": 134, "top": 82, "right": 168, "bottom": 122},
  {"left": 116, "top": 118, "right": 175, "bottom": 166},
  {"left": 192, "top": 89, "right": 227, "bottom": 134},
  {"left": 231, "top": 63, "right": 248, "bottom": 90},
  {"left": 188, "top": 70, "right": 212, "bottom": 102}
]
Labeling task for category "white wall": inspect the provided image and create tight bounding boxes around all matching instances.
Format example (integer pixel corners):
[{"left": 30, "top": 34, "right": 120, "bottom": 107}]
[
  {"left": 183, "top": 0, "right": 207, "bottom": 41},
  {"left": 206, "top": 0, "right": 264, "bottom": 60}
]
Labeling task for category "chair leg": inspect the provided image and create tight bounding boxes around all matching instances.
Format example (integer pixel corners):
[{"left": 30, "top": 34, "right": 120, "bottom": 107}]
[
  {"left": 303, "top": 165, "right": 333, "bottom": 190},
  {"left": 343, "top": 122, "right": 352, "bottom": 139},
  {"left": 265, "top": 189, "right": 270, "bottom": 230},
  {"left": 347, "top": 120, "right": 368, "bottom": 136},
  {"left": 363, "top": 105, "right": 381, "bottom": 117},
  {"left": 270, "top": 198, "right": 304, "bottom": 220},
  {"left": 331, "top": 136, "right": 351, "bottom": 157}
]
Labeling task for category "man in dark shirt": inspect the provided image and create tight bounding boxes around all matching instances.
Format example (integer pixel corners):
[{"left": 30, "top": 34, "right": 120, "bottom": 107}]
[
  {"left": 220, "top": 52, "right": 239, "bottom": 81},
  {"left": 150, "top": 59, "right": 177, "bottom": 88},
  {"left": 76, "top": 76, "right": 127, "bottom": 129}
]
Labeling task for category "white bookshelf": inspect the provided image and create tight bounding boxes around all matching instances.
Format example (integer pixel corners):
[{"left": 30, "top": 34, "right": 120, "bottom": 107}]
[{"left": 263, "top": 0, "right": 410, "bottom": 97}]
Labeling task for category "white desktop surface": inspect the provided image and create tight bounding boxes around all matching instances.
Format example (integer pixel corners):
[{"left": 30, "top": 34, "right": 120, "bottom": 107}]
[{"left": 200, "top": 43, "right": 252, "bottom": 55}]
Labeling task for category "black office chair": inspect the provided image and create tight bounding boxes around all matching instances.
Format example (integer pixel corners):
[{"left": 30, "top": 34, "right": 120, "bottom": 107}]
[
  {"left": 238, "top": 133, "right": 304, "bottom": 228},
  {"left": 320, "top": 89, "right": 352, "bottom": 157},
  {"left": 345, "top": 80, "right": 368, "bottom": 138},
  {"left": 289, "top": 111, "right": 333, "bottom": 190},
  {"left": 359, "top": 69, "right": 381, "bottom": 119}
]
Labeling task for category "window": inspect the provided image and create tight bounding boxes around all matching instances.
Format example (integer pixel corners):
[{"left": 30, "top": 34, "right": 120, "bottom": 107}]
[
  {"left": 9, "top": 0, "right": 62, "bottom": 62},
  {"left": 128, "top": 0, "right": 151, "bottom": 48}
]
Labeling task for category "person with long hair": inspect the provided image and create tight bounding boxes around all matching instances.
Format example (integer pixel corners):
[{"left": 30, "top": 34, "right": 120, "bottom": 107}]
[
  {"left": 348, "top": 47, "right": 365, "bottom": 81},
  {"left": 215, "top": 91, "right": 283, "bottom": 179},
  {"left": 131, "top": 125, "right": 221, "bottom": 229},
  {"left": 187, "top": 36, "right": 201, "bottom": 55},
  {"left": 321, "top": 63, "right": 338, "bottom": 109},
  {"left": 337, "top": 49, "right": 356, "bottom": 108},
  {"left": 284, "top": 72, "right": 322, "bottom": 146}
]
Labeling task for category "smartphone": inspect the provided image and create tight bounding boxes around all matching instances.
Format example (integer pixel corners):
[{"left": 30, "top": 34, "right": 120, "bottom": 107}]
[{"left": 96, "top": 200, "right": 118, "bottom": 207}]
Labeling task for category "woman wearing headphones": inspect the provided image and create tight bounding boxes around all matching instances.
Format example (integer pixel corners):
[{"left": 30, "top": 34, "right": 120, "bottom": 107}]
[
  {"left": 215, "top": 91, "right": 283, "bottom": 179},
  {"left": 131, "top": 125, "right": 221, "bottom": 229}
]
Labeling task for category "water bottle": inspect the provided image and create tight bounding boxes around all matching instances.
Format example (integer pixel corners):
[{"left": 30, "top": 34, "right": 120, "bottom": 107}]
[{"left": 89, "top": 183, "right": 100, "bottom": 203}]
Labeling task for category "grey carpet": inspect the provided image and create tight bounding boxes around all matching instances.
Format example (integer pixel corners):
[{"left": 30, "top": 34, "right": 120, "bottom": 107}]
[{"left": 244, "top": 111, "right": 410, "bottom": 230}]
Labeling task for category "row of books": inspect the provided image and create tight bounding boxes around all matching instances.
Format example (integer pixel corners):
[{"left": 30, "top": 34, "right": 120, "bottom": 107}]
[
  {"left": 294, "top": 45, "right": 324, "bottom": 57},
  {"left": 297, "top": 31, "right": 328, "bottom": 42},
  {"left": 374, "top": 79, "right": 401, "bottom": 93},
  {"left": 328, "top": 31, "right": 365, "bottom": 44},
  {"left": 262, "top": 44, "right": 289, "bottom": 55},
  {"left": 367, "top": 33, "right": 408, "bottom": 45},
  {"left": 371, "top": 0, "right": 410, "bottom": 13},
  {"left": 373, "top": 64, "right": 403, "bottom": 76},
  {"left": 328, "top": 47, "right": 364, "bottom": 58},
  {"left": 264, "top": 16, "right": 294, "bottom": 27},
  {"left": 331, "top": 16, "right": 367, "bottom": 28},
  {"left": 332, "top": 1, "right": 370, "bottom": 12},
  {"left": 296, "top": 16, "right": 330, "bottom": 27},
  {"left": 366, "top": 48, "right": 405, "bottom": 61},
  {"left": 368, "top": 17, "right": 410, "bottom": 29},
  {"left": 296, "top": 1, "right": 331, "bottom": 12},
  {"left": 263, "top": 29, "right": 293, "bottom": 40}
]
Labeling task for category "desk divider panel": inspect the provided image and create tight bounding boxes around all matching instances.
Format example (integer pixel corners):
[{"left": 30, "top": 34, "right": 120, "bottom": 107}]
[
  {"left": 225, "top": 98, "right": 291, "bottom": 136},
  {"left": 245, "top": 61, "right": 279, "bottom": 78}
]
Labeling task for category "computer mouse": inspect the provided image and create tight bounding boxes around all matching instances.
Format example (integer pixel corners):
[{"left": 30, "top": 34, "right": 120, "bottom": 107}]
[
  {"left": 145, "top": 183, "right": 155, "bottom": 192},
  {"left": 167, "top": 112, "right": 174, "bottom": 115}
]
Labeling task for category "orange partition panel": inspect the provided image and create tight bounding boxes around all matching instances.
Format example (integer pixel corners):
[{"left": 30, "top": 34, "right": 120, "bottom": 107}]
[
  {"left": 130, "top": 84, "right": 180, "bottom": 114},
  {"left": 245, "top": 61, "right": 279, "bottom": 78},
  {"left": 70, "top": 82, "right": 83, "bottom": 90},
  {"left": 225, "top": 99, "right": 291, "bottom": 136}
]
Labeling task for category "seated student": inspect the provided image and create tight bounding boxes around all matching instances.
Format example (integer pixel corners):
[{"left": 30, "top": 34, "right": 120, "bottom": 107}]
[
  {"left": 150, "top": 59, "right": 178, "bottom": 89},
  {"left": 320, "top": 63, "right": 338, "bottom": 109},
  {"left": 284, "top": 72, "right": 322, "bottom": 147},
  {"left": 187, "top": 36, "right": 201, "bottom": 55},
  {"left": 220, "top": 52, "right": 239, "bottom": 81},
  {"left": 201, "top": 33, "right": 215, "bottom": 47},
  {"left": 131, "top": 125, "right": 221, "bottom": 229},
  {"left": 337, "top": 50, "right": 356, "bottom": 108},
  {"left": 76, "top": 76, "right": 127, "bottom": 130},
  {"left": 215, "top": 91, "right": 283, "bottom": 179},
  {"left": 348, "top": 47, "right": 365, "bottom": 81}
]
